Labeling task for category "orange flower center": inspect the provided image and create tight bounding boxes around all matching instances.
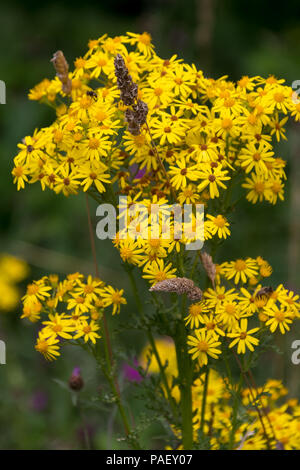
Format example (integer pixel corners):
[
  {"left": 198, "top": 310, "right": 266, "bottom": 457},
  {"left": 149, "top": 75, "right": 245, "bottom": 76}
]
[
  {"left": 234, "top": 259, "right": 247, "bottom": 271},
  {"left": 197, "top": 341, "right": 209, "bottom": 352}
]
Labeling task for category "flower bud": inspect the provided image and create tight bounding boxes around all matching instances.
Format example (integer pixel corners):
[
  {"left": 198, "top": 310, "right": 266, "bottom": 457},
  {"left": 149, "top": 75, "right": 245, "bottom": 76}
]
[{"left": 69, "top": 367, "right": 84, "bottom": 391}]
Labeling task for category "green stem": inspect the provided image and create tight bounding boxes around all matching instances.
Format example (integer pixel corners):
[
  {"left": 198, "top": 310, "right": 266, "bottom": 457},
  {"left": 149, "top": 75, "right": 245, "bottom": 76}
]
[
  {"left": 174, "top": 294, "right": 194, "bottom": 450},
  {"left": 200, "top": 367, "right": 209, "bottom": 434},
  {"left": 93, "top": 342, "right": 141, "bottom": 450},
  {"left": 189, "top": 252, "right": 199, "bottom": 280},
  {"left": 229, "top": 373, "right": 243, "bottom": 449},
  {"left": 124, "top": 265, "right": 178, "bottom": 419}
]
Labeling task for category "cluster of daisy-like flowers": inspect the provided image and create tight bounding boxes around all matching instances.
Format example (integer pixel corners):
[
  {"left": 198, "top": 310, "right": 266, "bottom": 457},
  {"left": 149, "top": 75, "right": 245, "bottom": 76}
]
[
  {"left": 12, "top": 32, "right": 298, "bottom": 205},
  {"left": 185, "top": 256, "right": 300, "bottom": 366},
  {"left": 12, "top": 32, "right": 300, "bottom": 449},
  {"left": 0, "top": 254, "right": 29, "bottom": 311},
  {"left": 20, "top": 272, "right": 126, "bottom": 360},
  {"left": 140, "top": 338, "right": 300, "bottom": 450},
  {"left": 11, "top": 32, "right": 299, "bottom": 289},
  {"left": 190, "top": 370, "right": 300, "bottom": 450}
]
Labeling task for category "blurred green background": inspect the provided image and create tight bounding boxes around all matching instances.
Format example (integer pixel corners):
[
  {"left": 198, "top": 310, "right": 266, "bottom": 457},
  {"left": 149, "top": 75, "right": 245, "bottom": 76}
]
[{"left": 0, "top": 0, "right": 300, "bottom": 449}]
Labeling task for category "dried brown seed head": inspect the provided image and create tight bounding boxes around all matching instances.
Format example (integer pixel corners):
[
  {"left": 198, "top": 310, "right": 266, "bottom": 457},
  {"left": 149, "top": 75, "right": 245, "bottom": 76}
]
[{"left": 51, "top": 50, "right": 72, "bottom": 95}]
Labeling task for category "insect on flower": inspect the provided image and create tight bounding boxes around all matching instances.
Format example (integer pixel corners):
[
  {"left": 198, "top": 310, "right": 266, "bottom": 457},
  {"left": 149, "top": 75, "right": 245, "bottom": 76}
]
[
  {"left": 255, "top": 286, "right": 273, "bottom": 299},
  {"left": 86, "top": 90, "right": 98, "bottom": 101}
]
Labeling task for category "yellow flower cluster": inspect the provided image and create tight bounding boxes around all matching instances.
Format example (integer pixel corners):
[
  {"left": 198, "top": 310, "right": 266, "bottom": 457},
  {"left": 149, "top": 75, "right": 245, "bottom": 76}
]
[
  {"left": 12, "top": 32, "right": 300, "bottom": 290},
  {"left": 192, "top": 371, "right": 300, "bottom": 450},
  {"left": 12, "top": 32, "right": 297, "bottom": 207},
  {"left": 112, "top": 201, "right": 231, "bottom": 284},
  {"left": 0, "top": 254, "right": 29, "bottom": 311},
  {"left": 12, "top": 32, "right": 300, "bottom": 450},
  {"left": 185, "top": 256, "right": 300, "bottom": 364},
  {"left": 11, "top": 32, "right": 299, "bottom": 289},
  {"left": 142, "top": 338, "right": 300, "bottom": 450},
  {"left": 21, "top": 272, "right": 126, "bottom": 360}
]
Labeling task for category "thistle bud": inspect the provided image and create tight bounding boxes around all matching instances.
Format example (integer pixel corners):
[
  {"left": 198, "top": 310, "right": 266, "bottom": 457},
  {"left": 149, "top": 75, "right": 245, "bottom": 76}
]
[{"left": 69, "top": 367, "right": 84, "bottom": 391}]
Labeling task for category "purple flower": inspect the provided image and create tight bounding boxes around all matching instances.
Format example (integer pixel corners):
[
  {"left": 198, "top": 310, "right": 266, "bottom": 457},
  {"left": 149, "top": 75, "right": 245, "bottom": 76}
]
[
  {"left": 122, "top": 359, "right": 143, "bottom": 382},
  {"left": 72, "top": 366, "right": 81, "bottom": 377}
]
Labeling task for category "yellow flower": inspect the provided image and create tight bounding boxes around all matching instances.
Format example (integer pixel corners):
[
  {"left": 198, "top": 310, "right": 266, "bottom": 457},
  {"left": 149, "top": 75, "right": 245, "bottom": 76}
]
[
  {"left": 178, "top": 184, "right": 200, "bottom": 204},
  {"left": 197, "top": 165, "right": 230, "bottom": 199},
  {"left": 227, "top": 318, "right": 259, "bottom": 354},
  {"left": 151, "top": 115, "right": 186, "bottom": 145},
  {"left": 101, "top": 286, "right": 127, "bottom": 315},
  {"left": 265, "top": 179, "right": 285, "bottom": 204},
  {"left": 86, "top": 51, "right": 114, "bottom": 78},
  {"left": 142, "top": 259, "right": 176, "bottom": 285},
  {"left": 77, "top": 162, "right": 110, "bottom": 193},
  {"left": 223, "top": 258, "right": 259, "bottom": 284},
  {"left": 198, "top": 314, "right": 226, "bottom": 340},
  {"left": 81, "top": 132, "right": 112, "bottom": 160},
  {"left": 74, "top": 275, "right": 104, "bottom": 302},
  {"left": 205, "top": 214, "right": 230, "bottom": 239},
  {"left": 54, "top": 167, "right": 80, "bottom": 196},
  {"left": 269, "top": 115, "right": 288, "bottom": 141},
  {"left": 259, "top": 262, "right": 273, "bottom": 278},
  {"left": 21, "top": 300, "right": 42, "bottom": 322},
  {"left": 216, "top": 300, "right": 241, "bottom": 331},
  {"left": 168, "top": 158, "right": 199, "bottom": 190},
  {"left": 126, "top": 32, "right": 154, "bottom": 57},
  {"left": 238, "top": 141, "right": 274, "bottom": 175},
  {"left": 12, "top": 165, "right": 29, "bottom": 190},
  {"left": 35, "top": 331, "right": 60, "bottom": 361},
  {"left": 265, "top": 305, "right": 293, "bottom": 334},
  {"left": 22, "top": 281, "right": 52, "bottom": 304},
  {"left": 204, "top": 286, "right": 237, "bottom": 308},
  {"left": 187, "top": 329, "right": 221, "bottom": 366},
  {"left": 184, "top": 302, "right": 209, "bottom": 329},
  {"left": 73, "top": 319, "right": 101, "bottom": 344},
  {"left": 67, "top": 294, "right": 92, "bottom": 315},
  {"left": 242, "top": 173, "right": 272, "bottom": 204},
  {"left": 118, "top": 239, "right": 144, "bottom": 265},
  {"left": 142, "top": 79, "right": 174, "bottom": 109},
  {"left": 42, "top": 313, "right": 75, "bottom": 339}
]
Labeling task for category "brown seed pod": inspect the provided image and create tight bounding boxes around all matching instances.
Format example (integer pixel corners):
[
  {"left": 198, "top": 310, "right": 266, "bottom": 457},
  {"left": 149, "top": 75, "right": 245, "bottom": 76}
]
[
  {"left": 149, "top": 277, "right": 202, "bottom": 301},
  {"left": 51, "top": 50, "right": 72, "bottom": 95}
]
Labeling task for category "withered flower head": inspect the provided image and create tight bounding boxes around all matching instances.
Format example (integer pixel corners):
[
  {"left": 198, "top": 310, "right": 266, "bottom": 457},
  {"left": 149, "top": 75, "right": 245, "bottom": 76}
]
[
  {"left": 114, "top": 54, "right": 148, "bottom": 135},
  {"left": 125, "top": 100, "right": 149, "bottom": 135},
  {"left": 149, "top": 277, "right": 202, "bottom": 301},
  {"left": 114, "top": 53, "right": 138, "bottom": 106},
  {"left": 51, "top": 50, "right": 72, "bottom": 95},
  {"left": 199, "top": 251, "right": 216, "bottom": 288}
]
